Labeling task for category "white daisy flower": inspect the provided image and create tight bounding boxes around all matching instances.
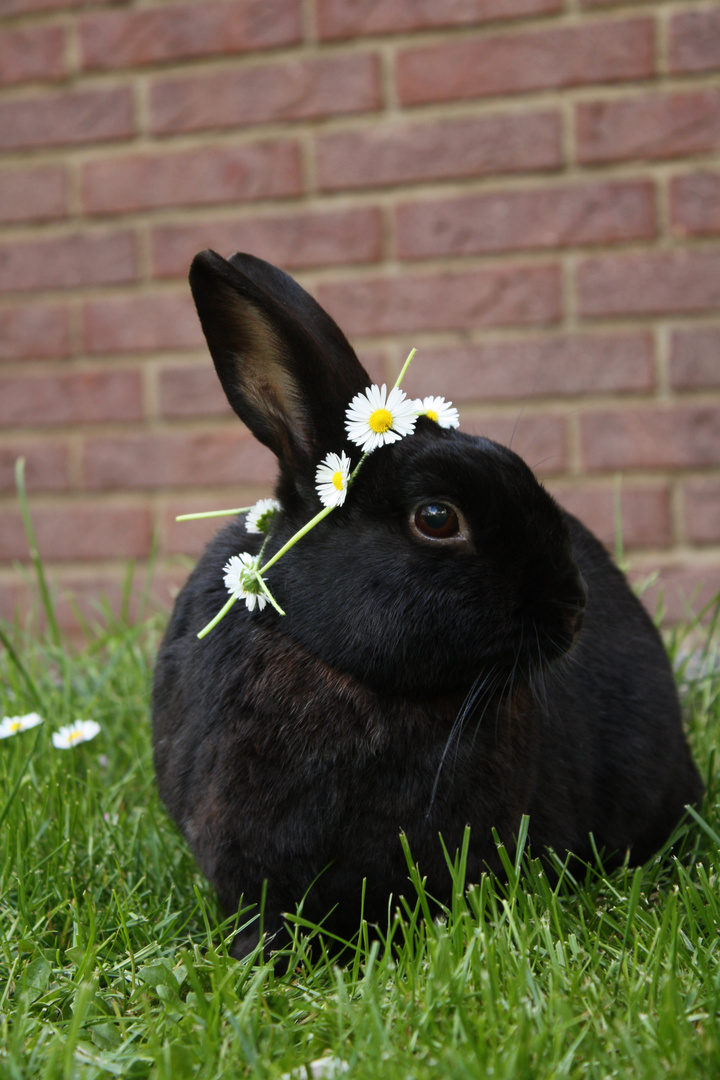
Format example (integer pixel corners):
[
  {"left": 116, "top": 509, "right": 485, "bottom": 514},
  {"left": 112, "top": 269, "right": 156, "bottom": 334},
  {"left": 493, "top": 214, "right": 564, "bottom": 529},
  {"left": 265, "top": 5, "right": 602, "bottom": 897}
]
[
  {"left": 246, "top": 498, "right": 281, "bottom": 535},
  {"left": 415, "top": 396, "right": 460, "bottom": 429},
  {"left": 52, "top": 720, "right": 101, "bottom": 749},
  {"left": 0, "top": 712, "right": 44, "bottom": 740},
  {"left": 345, "top": 384, "right": 418, "bottom": 452},
  {"left": 223, "top": 552, "right": 267, "bottom": 612},
  {"left": 315, "top": 451, "right": 352, "bottom": 508}
]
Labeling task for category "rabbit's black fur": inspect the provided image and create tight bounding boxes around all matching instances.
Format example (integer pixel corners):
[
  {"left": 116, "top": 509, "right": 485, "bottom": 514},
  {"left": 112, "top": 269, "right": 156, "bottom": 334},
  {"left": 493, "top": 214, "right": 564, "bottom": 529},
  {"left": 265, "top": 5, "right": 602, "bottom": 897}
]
[{"left": 153, "top": 250, "right": 703, "bottom": 958}]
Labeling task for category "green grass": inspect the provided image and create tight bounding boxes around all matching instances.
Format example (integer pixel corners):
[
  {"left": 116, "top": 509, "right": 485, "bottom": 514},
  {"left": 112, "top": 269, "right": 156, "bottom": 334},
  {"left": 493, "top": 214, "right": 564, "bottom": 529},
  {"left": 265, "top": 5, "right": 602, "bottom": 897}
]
[{"left": 1, "top": 490, "right": 720, "bottom": 1077}]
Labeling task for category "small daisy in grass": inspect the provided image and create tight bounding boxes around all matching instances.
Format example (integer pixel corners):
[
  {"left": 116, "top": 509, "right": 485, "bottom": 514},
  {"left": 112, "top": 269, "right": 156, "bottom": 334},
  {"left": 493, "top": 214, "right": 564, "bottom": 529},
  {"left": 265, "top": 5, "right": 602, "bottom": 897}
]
[
  {"left": 345, "top": 384, "right": 418, "bottom": 453},
  {"left": 0, "top": 712, "right": 44, "bottom": 739},
  {"left": 246, "top": 498, "right": 281, "bottom": 535},
  {"left": 52, "top": 720, "right": 100, "bottom": 749},
  {"left": 223, "top": 552, "right": 267, "bottom": 611},
  {"left": 415, "top": 396, "right": 460, "bottom": 430},
  {"left": 315, "top": 451, "right": 352, "bottom": 508}
]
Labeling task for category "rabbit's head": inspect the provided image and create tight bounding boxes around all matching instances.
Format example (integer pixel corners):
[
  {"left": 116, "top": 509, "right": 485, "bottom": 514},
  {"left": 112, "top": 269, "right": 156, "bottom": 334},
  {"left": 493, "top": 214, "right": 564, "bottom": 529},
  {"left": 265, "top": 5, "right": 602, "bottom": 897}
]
[{"left": 190, "top": 250, "right": 586, "bottom": 698}]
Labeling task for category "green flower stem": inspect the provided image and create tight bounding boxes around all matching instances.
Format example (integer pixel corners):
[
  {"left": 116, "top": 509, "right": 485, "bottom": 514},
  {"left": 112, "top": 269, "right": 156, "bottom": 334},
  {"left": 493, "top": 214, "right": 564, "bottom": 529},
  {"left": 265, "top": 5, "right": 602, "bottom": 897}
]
[
  {"left": 394, "top": 347, "right": 417, "bottom": 389},
  {"left": 255, "top": 573, "right": 285, "bottom": 616},
  {"left": 258, "top": 504, "right": 335, "bottom": 576},
  {"left": 176, "top": 507, "right": 253, "bottom": 522},
  {"left": 197, "top": 594, "right": 238, "bottom": 639}
]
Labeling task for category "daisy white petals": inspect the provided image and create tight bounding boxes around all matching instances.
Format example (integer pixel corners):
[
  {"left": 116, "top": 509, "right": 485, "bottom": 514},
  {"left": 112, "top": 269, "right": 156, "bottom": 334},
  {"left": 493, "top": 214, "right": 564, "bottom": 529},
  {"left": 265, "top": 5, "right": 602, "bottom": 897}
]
[
  {"left": 345, "top": 384, "right": 418, "bottom": 453},
  {"left": 0, "top": 712, "right": 44, "bottom": 739},
  {"left": 223, "top": 552, "right": 267, "bottom": 612},
  {"left": 415, "top": 396, "right": 460, "bottom": 429},
  {"left": 315, "top": 451, "right": 352, "bottom": 508},
  {"left": 246, "top": 498, "right": 281, "bottom": 535},
  {"left": 52, "top": 720, "right": 100, "bottom": 749}
]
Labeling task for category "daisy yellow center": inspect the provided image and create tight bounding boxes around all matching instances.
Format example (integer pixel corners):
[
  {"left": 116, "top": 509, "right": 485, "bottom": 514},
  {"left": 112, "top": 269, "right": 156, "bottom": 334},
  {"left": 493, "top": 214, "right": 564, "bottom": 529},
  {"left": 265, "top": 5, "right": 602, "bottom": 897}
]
[
  {"left": 10, "top": 721, "right": 22, "bottom": 732},
  {"left": 68, "top": 729, "right": 83, "bottom": 743},
  {"left": 425, "top": 409, "right": 439, "bottom": 423},
  {"left": 369, "top": 407, "right": 393, "bottom": 434},
  {"left": 332, "top": 470, "right": 345, "bottom": 491}
]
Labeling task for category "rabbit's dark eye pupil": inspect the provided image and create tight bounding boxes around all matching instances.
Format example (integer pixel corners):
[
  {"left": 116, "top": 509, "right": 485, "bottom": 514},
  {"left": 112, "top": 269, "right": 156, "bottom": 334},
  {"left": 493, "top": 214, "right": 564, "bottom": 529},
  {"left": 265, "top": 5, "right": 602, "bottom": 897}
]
[{"left": 416, "top": 503, "right": 459, "bottom": 539}]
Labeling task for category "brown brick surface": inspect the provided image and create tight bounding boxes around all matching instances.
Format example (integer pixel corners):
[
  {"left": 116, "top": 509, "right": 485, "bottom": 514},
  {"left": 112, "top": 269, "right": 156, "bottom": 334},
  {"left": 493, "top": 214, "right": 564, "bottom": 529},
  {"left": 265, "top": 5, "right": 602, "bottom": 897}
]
[
  {"left": 462, "top": 412, "right": 566, "bottom": 475},
  {"left": 150, "top": 53, "right": 381, "bottom": 135},
  {"left": 0, "top": 167, "right": 67, "bottom": 225},
  {"left": 0, "top": 440, "right": 70, "bottom": 492},
  {"left": 671, "top": 173, "right": 720, "bottom": 237},
  {"left": 0, "top": 304, "right": 70, "bottom": 362},
  {"left": 83, "top": 293, "right": 205, "bottom": 354},
  {"left": 685, "top": 480, "right": 720, "bottom": 545},
  {"left": 580, "top": 406, "right": 720, "bottom": 470},
  {"left": 0, "top": 505, "right": 152, "bottom": 563},
  {"left": 0, "top": 232, "right": 137, "bottom": 295},
  {"left": 316, "top": 111, "right": 562, "bottom": 191},
  {"left": 409, "top": 333, "right": 654, "bottom": 401},
  {"left": 397, "top": 19, "right": 654, "bottom": 106},
  {"left": 82, "top": 142, "right": 302, "bottom": 215},
  {"left": 0, "top": 25, "right": 66, "bottom": 87},
  {"left": 670, "top": 9, "right": 720, "bottom": 74},
  {"left": 82, "top": 431, "right": 276, "bottom": 489},
  {"left": 152, "top": 207, "right": 383, "bottom": 277},
  {"left": 0, "top": 371, "right": 144, "bottom": 428},
  {"left": 317, "top": 0, "right": 562, "bottom": 39},
  {"left": 577, "top": 250, "right": 720, "bottom": 318},
  {"left": 316, "top": 265, "right": 562, "bottom": 336},
  {"left": 80, "top": 0, "right": 301, "bottom": 70},
  {"left": 553, "top": 484, "right": 672, "bottom": 550},
  {"left": 397, "top": 181, "right": 656, "bottom": 259},
  {"left": 671, "top": 327, "right": 720, "bottom": 391},
  {"left": 0, "top": 88, "right": 134, "bottom": 152},
  {"left": 577, "top": 90, "right": 720, "bottom": 164},
  {"left": 158, "top": 365, "right": 233, "bottom": 418},
  {"left": 631, "top": 563, "right": 720, "bottom": 624}
]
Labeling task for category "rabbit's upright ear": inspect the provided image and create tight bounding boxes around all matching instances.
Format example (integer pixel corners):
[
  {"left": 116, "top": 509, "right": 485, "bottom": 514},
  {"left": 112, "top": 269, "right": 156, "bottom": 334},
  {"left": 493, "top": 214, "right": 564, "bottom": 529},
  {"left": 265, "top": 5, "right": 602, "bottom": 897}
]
[{"left": 189, "top": 250, "right": 370, "bottom": 477}]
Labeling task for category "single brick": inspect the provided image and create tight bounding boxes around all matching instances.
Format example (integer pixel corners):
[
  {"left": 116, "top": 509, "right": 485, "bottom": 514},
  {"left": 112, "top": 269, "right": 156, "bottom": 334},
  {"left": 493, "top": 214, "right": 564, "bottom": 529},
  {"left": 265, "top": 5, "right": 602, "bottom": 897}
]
[
  {"left": 670, "top": 327, "right": 720, "bottom": 391},
  {"left": 577, "top": 249, "right": 720, "bottom": 318},
  {"left": 409, "top": 332, "right": 654, "bottom": 401},
  {"left": 150, "top": 53, "right": 381, "bottom": 135},
  {"left": 463, "top": 412, "right": 566, "bottom": 475},
  {"left": 80, "top": 0, "right": 301, "bottom": 70},
  {"left": 163, "top": 496, "right": 266, "bottom": 556},
  {"left": 0, "top": 304, "right": 69, "bottom": 362},
  {"left": 685, "top": 480, "right": 720, "bottom": 545},
  {"left": 0, "top": 87, "right": 134, "bottom": 152},
  {"left": 82, "top": 141, "right": 302, "bottom": 215},
  {"left": 670, "top": 9, "right": 720, "bottom": 74},
  {"left": 316, "top": 265, "right": 562, "bottom": 337},
  {"left": 82, "top": 431, "right": 276, "bottom": 490},
  {"left": 0, "top": 504, "right": 152, "bottom": 563},
  {"left": 0, "top": 440, "right": 70, "bottom": 492},
  {"left": 0, "top": 25, "right": 66, "bottom": 86},
  {"left": 317, "top": 0, "right": 561, "bottom": 39},
  {"left": 397, "top": 181, "right": 655, "bottom": 259},
  {"left": 317, "top": 111, "right": 561, "bottom": 191},
  {"left": 580, "top": 406, "right": 720, "bottom": 470},
  {"left": 83, "top": 293, "right": 205, "bottom": 354},
  {"left": 152, "top": 207, "right": 383, "bottom": 278},
  {"left": 397, "top": 19, "right": 654, "bottom": 106},
  {"left": 1, "top": 0, "right": 125, "bottom": 12},
  {"left": 158, "top": 365, "right": 233, "bottom": 418},
  {"left": 0, "top": 166, "right": 67, "bottom": 225},
  {"left": 0, "top": 371, "right": 144, "bottom": 428},
  {"left": 553, "top": 483, "right": 672, "bottom": 550},
  {"left": 0, "top": 232, "right": 137, "bottom": 295},
  {"left": 577, "top": 89, "right": 720, "bottom": 164},
  {"left": 671, "top": 173, "right": 720, "bottom": 237}
]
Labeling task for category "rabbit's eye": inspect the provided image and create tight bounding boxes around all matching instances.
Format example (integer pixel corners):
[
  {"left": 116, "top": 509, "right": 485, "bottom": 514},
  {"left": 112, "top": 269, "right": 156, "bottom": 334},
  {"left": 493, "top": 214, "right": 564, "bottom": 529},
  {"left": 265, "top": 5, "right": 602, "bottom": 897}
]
[{"left": 415, "top": 503, "right": 460, "bottom": 539}]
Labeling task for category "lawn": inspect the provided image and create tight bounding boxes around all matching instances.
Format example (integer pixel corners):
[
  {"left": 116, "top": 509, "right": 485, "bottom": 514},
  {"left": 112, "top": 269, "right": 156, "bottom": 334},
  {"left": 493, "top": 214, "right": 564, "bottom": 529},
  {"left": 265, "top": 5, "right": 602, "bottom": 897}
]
[{"left": 1, "top": 514, "right": 719, "bottom": 1077}]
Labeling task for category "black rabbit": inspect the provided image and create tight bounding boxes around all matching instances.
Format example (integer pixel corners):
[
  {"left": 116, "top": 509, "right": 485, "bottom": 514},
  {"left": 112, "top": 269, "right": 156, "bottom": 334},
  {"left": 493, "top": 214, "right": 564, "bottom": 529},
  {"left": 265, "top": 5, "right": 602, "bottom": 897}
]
[{"left": 152, "top": 250, "right": 703, "bottom": 959}]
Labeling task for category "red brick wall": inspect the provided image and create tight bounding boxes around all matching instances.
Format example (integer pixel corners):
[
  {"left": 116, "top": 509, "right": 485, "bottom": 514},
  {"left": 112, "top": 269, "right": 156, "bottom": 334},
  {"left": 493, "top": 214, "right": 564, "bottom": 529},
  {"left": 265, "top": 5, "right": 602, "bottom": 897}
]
[{"left": 1, "top": 0, "right": 719, "bottom": 629}]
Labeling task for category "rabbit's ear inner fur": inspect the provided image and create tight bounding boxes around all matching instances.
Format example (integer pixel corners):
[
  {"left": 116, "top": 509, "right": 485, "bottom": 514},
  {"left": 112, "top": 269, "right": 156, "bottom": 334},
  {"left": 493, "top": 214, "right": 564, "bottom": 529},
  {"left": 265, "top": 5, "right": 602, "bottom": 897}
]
[{"left": 189, "top": 250, "right": 370, "bottom": 477}]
